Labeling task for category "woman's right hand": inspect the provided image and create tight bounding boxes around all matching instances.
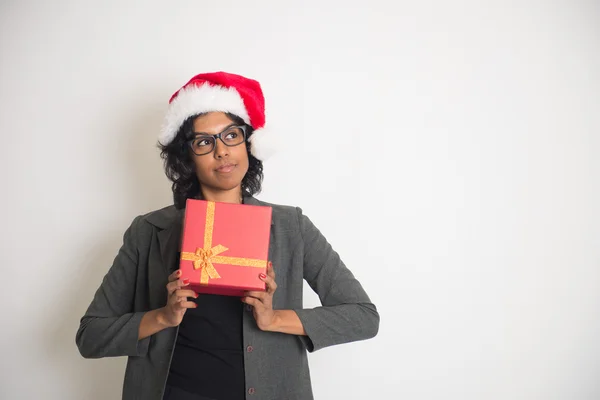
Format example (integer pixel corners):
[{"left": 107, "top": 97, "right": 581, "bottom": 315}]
[{"left": 158, "top": 269, "right": 198, "bottom": 327}]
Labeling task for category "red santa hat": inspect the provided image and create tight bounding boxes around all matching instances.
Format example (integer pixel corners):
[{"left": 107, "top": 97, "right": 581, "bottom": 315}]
[{"left": 159, "top": 71, "right": 275, "bottom": 160}]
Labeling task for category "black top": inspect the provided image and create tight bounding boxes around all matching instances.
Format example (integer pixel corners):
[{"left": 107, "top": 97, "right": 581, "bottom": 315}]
[{"left": 166, "top": 292, "right": 245, "bottom": 400}]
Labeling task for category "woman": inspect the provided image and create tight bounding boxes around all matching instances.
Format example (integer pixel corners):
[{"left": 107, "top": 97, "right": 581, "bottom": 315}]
[{"left": 76, "top": 72, "right": 379, "bottom": 400}]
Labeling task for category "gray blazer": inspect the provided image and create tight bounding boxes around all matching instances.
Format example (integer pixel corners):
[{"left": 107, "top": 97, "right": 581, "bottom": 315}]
[{"left": 76, "top": 196, "right": 379, "bottom": 400}]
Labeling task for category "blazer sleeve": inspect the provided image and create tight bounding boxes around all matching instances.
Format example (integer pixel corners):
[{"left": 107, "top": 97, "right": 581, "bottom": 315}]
[
  {"left": 293, "top": 208, "right": 380, "bottom": 352},
  {"left": 75, "top": 215, "right": 151, "bottom": 358}
]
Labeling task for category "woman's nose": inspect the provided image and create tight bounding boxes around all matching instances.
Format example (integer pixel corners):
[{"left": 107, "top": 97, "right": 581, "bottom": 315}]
[{"left": 213, "top": 138, "right": 229, "bottom": 158}]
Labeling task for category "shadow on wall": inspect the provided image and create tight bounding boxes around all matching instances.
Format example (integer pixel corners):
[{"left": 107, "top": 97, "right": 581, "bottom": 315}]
[{"left": 45, "top": 91, "right": 172, "bottom": 399}]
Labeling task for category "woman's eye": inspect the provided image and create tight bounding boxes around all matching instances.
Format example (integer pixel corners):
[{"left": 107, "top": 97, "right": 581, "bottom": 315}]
[
  {"left": 225, "top": 132, "right": 238, "bottom": 139},
  {"left": 194, "top": 138, "right": 211, "bottom": 147}
]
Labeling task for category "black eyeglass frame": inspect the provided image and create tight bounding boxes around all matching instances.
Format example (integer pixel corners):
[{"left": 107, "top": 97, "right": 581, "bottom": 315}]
[{"left": 187, "top": 124, "right": 248, "bottom": 156}]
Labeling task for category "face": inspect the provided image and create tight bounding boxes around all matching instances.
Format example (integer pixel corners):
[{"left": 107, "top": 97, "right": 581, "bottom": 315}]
[{"left": 190, "top": 112, "right": 249, "bottom": 195}]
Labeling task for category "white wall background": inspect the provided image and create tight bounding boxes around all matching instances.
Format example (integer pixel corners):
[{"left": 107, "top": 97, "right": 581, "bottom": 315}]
[{"left": 1, "top": 1, "right": 599, "bottom": 399}]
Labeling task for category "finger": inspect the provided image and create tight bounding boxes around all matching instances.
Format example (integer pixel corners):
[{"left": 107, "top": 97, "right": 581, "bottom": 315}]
[
  {"left": 244, "top": 290, "right": 268, "bottom": 302},
  {"left": 168, "top": 293, "right": 185, "bottom": 306},
  {"left": 173, "top": 300, "right": 198, "bottom": 310},
  {"left": 241, "top": 296, "right": 261, "bottom": 308},
  {"left": 174, "top": 289, "right": 198, "bottom": 299},
  {"left": 181, "top": 300, "right": 198, "bottom": 309},
  {"left": 169, "top": 292, "right": 196, "bottom": 305},
  {"left": 167, "top": 278, "right": 190, "bottom": 295},
  {"left": 259, "top": 272, "right": 277, "bottom": 294},
  {"left": 168, "top": 269, "right": 182, "bottom": 282},
  {"left": 267, "top": 261, "right": 275, "bottom": 279}
]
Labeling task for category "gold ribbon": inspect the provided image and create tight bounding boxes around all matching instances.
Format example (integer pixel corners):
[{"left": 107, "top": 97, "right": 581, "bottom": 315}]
[{"left": 181, "top": 201, "right": 266, "bottom": 284}]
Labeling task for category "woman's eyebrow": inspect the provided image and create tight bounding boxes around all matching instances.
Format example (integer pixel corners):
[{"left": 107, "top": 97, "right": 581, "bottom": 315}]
[{"left": 192, "top": 123, "right": 236, "bottom": 136}]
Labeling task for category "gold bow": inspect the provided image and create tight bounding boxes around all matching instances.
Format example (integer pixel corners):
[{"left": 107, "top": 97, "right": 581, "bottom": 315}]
[{"left": 180, "top": 201, "right": 266, "bottom": 284}]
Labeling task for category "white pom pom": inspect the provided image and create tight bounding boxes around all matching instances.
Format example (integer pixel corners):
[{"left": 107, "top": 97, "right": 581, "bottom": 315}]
[{"left": 248, "top": 127, "right": 278, "bottom": 161}]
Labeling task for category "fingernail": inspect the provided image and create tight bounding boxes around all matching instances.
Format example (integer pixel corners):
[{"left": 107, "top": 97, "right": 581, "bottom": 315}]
[
  {"left": 183, "top": 278, "right": 190, "bottom": 285},
  {"left": 193, "top": 303, "right": 198, "bottom": 308},
  {"left": 194, "top": 292, "right": 199, "bottom": 298},
  {"left": 268, "top": 261, "right": 273, "bottom": 267},
  {"left": 176, "top": 270, "right": 181, "bottom": 277},
  {"left": 259, "top": 273, "right": 267, "bottom": 279}
]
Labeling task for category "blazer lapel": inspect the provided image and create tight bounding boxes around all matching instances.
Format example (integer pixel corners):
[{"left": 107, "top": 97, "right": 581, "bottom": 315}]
[
  {"left": 157, "top": 219, "right": 183, "bottom": 277},
  {"left": 146, "top": 205, "right": 184, "bottom": 278}
]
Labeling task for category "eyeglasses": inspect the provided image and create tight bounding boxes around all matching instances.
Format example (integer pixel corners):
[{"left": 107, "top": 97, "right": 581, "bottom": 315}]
[{"left": 188, "top": 125, "right": 247, "bottom": 156}]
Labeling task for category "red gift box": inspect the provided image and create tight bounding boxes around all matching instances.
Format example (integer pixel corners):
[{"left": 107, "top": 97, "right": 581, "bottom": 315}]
[{"left": 179, "top": 198, "right": 272, "bottom": 297}]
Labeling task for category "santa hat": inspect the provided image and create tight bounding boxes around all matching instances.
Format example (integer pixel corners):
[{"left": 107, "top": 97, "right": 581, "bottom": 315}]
[{"left": 159, "top": 71, "right": 275, "bottom": 160}]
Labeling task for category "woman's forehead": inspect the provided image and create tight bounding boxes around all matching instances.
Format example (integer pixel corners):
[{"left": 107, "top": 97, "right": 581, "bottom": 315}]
[{"left": 193, "top": 112, "right": 234, "bottom": 133}]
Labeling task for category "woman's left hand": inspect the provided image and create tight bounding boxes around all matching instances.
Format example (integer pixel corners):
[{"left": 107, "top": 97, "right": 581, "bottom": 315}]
[{"left": 242, "top": 261, "right": 278, "bottom": 331}]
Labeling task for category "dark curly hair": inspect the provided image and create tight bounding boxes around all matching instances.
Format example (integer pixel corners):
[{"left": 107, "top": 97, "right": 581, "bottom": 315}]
[{"left": 158, "top": 113, "right": 264, "bottom": 209}]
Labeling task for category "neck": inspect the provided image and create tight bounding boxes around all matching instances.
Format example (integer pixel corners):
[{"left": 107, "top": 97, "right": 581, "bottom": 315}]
[{"left": 199, "top": 185, "right": 243, "bottom": 204}]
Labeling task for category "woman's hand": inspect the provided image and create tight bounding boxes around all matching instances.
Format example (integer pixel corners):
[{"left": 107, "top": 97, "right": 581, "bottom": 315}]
[
  {"left": 242, "top": 261, "right": 278, "bottom": 331},
  {"left": 158, "top": 269, "right": 198, "bottom": 328}
]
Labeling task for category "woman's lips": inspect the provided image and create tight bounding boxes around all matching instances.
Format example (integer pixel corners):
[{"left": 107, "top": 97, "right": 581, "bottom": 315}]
[{"left": 215, "top": 163, "right": 236, "bottom": 173}]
